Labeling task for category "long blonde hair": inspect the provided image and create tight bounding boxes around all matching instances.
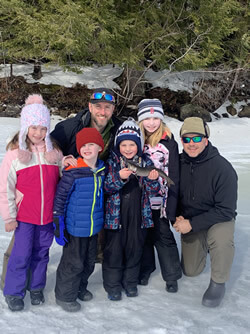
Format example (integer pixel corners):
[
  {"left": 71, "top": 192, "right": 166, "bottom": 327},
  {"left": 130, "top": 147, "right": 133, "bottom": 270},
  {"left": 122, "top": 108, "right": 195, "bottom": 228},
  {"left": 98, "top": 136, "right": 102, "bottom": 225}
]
[
  {"left": 139, "top": 121, "right": 172, "bottom": 148},
  {"left": 6, "top": 131, "right": 59, "bottom": 151}
]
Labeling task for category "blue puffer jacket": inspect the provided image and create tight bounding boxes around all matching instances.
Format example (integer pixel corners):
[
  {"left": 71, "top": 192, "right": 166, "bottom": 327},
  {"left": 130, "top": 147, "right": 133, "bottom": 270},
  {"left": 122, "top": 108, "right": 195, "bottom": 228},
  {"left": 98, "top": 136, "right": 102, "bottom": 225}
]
[{"left": 53, "top": 158, "right": 105, "bottom": 237}]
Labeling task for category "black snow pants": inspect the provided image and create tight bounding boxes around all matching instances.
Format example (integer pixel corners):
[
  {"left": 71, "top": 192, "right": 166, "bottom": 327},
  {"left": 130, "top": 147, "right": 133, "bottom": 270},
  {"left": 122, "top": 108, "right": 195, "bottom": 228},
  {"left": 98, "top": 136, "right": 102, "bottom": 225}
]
[
  {"left": 102, "top": 175, "right": 147, "bottom": 294},
  {"left": 55, "top": 233, "right": 98, "bottom": 302},
  {"left": 139, "top": 209, "right": 182, "bottom": 283}
]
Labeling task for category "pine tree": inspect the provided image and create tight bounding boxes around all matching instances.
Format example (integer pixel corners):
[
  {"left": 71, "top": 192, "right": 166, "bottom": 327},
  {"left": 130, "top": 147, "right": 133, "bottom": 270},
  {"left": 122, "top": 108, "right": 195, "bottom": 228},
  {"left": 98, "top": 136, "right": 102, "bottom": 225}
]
[{"left": 0, "top": 0, "right": 248, "bottom": 100}]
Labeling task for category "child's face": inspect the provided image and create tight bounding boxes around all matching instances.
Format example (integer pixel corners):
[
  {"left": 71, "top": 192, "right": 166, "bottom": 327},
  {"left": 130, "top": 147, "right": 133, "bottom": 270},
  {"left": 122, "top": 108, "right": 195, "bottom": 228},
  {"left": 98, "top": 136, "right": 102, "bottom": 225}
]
[
  {"left": 27, "top": 125, "right": 47, "bottom": 145},
  {"left": 80, "top": 143, "right": 102, "bottom": 161},
  {"left": 119, "top": 140, "right": 138, "bottom": 159},
  {"left": 142, "top": 117, "right": 161, "bottom": 134}
]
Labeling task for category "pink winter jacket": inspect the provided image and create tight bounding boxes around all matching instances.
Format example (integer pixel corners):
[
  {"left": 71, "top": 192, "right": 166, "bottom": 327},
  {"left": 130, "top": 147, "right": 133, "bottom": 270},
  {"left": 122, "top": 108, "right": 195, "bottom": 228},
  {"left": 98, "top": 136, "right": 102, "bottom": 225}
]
[{"left": 0, "top": 143, "right": 62, "bottom": 226}]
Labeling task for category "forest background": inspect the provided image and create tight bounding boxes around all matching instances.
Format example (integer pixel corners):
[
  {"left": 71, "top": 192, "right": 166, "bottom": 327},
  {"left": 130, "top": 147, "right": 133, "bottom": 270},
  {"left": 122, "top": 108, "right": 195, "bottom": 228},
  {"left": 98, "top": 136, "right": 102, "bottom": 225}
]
[{"left": 0, "top": 0, "right": 249, "bottom": 119}]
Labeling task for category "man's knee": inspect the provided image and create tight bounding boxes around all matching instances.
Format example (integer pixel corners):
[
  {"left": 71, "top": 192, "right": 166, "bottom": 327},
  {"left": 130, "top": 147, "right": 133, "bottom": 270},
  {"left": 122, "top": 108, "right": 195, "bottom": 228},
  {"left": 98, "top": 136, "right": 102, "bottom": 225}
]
[{"left": 181, "top": 256, "right": 206, "bottom": 277}]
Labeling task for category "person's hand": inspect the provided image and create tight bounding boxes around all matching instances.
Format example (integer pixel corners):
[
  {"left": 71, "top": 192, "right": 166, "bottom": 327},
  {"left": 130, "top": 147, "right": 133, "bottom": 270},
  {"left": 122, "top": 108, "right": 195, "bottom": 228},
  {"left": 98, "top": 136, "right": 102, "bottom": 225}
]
[
  {"left": 173, "top": 216, "right": 192, "bottom": 234},
  {"left": 119, "top": 168, "right": 133, "bottom": 180},
  {"left": 5, "top": 221, "right": 18, "bottom": 232},
  {"left": 63, "top": 156, "right": 77, "bottom": 167},
  {"left": 53, "top": 216, "right": 68, "bottom": 246},
  {"left": 148, "top": 169, "right": 159, "bottom": 180}
]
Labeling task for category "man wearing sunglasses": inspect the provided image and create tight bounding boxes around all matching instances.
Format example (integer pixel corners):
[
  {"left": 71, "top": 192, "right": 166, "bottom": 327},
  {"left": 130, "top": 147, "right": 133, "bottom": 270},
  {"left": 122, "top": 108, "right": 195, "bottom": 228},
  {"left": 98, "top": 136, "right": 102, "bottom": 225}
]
[
  {"left": 50, "top": 87, "right": 121, "bottom": 162},
  {"left": 173, "top": 117, "right": 237, "bottom": 308},
  {"left": 0, "top": 88, "right": 121, "bottom": 296}
]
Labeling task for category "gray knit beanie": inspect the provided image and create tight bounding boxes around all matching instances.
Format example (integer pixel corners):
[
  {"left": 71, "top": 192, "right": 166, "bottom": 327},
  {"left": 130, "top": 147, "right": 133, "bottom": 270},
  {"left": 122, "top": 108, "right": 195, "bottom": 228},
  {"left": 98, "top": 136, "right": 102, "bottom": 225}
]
[{"left": 137, "top": 98, "right": 164, "bottom": 122}]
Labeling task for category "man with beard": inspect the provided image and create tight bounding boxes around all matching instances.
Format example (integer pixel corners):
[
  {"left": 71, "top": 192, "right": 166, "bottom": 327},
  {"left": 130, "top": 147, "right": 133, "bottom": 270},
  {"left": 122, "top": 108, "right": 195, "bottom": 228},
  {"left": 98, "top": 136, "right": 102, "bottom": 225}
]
[{"left": 1, "top": 88, "right": 121, "bottom": 296}]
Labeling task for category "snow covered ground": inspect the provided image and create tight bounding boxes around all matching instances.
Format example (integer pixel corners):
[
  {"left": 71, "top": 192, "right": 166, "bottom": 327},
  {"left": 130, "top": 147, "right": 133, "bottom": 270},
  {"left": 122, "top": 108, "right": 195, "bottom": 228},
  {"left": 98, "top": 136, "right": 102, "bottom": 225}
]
[
  {"left": 0, "top": 115, "right": 250, "bottom": 334},
  {"left": 0, "top": 65, "right": 249, "bottom": 333}
]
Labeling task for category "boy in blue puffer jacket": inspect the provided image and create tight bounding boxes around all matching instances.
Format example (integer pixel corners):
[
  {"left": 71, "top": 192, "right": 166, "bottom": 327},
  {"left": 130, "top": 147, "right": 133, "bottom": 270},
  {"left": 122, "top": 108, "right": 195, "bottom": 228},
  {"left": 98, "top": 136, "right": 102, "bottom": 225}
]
[{"left": 53, "top": 127, "right": 105, "bottom": 312}]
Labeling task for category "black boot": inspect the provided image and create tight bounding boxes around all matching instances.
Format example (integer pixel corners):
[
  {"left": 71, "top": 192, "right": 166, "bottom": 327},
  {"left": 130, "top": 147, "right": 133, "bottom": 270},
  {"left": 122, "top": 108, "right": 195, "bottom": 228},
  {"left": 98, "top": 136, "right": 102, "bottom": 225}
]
[
  {"left": 166, "top": 280, "right": 178, "bottom": 293},
  {"left": 56, "top": 298, "right": 81, "bottom": 312},
  {"left": 202, "top": 279, "right": 225, "bottom": 308},
  {"left": 30, "top": 290, "right": 45, "bottom": 305},
  {"left": 5, "top": 295, "right": 24, "bottom": 312},
  {"left": 78, "top": 289, "right": 93, "bottom": 302},
  {"left": 138, "top": 276, "right": 149, "bottom": 286},
  {"left": 107, "top": 291, "right": 122, "bottom": 301},
  {"left": 125, "top": 287, "right": 138, "bottom": 297}
]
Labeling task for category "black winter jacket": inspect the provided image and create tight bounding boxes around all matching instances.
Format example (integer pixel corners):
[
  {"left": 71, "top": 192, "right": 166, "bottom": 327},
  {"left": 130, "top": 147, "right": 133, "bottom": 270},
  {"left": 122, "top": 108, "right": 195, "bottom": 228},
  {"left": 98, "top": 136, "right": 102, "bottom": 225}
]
[
  {"left": 179, "top": 142, "right": 237, "bottom": 233},
  {"left": 50, "top": 108, "right": 121, "bottom": 159}
]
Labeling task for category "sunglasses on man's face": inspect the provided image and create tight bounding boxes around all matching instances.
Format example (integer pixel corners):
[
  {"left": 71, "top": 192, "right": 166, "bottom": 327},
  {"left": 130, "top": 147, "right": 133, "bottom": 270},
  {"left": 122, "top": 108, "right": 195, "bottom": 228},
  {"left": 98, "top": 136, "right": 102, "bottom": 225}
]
[
  {"left": 182, "top": 136, "right": 204, "bottom": 143},
  {"left": 91, "top": 92, "right": 115, "bottom": 102}
]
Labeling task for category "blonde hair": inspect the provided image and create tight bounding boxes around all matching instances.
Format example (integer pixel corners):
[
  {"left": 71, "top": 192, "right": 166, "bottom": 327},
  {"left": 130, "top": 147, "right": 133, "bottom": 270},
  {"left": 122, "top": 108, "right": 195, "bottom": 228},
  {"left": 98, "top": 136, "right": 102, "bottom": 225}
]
[
  {"left": 139, "top": 121, "right": 172, "bottom": 148},
  {"left": 6, "top": 131, "right": 59, "bottom": 151}
]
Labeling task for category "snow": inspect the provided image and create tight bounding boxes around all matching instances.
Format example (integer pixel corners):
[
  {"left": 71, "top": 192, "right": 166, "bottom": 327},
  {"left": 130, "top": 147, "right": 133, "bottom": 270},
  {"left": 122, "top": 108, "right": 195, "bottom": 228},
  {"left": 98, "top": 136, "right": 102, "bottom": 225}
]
[
  {"left": 0, "top": 66, "right": 250, "bottom": 334},
  {"left": 0, "top": 64, "right": 123, "bottom": 89}
]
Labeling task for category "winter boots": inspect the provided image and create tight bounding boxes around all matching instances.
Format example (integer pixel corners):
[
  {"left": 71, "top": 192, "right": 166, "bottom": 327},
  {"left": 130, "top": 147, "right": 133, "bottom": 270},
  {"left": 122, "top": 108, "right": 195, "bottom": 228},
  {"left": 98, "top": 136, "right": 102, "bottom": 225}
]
[
  {"left": 166, "top": 280, "right": 178, "bottom": 293},
  {"left": 56, "top": 298, "right": 81, "bottom": 312},
  {"left": 125, "top": 287, "right": 138, "bottom": 297},
  {"left": 108, "top": 291, "right": 122, "bottom": 301},
  {"left": 77, "top": 289, "right": 93, "bottom": 302},
  {"left": 5, "top": 295, "right": 24, "bottom": 312},
  {"left": 30, "top": 290, "right": 45, "bottom": 305},
  {"left": 202, "top": 279, "right": 225, "bottom": 308},
  {"left": 138, "top": 275, "right": 149, "bottom": 286}
]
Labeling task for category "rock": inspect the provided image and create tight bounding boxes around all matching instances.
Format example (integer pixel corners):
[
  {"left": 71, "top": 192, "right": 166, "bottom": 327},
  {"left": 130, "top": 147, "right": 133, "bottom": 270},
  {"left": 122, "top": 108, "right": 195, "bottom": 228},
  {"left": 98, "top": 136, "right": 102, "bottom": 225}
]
[
  {"left": 222, "top": 113, "right": 229, "bottom": 118},
  {"left": 226, "top": 105, "right": 237, "bottom": 116},
  {"left": 1, "top": 105, "right": 21, "bottom": 117},
  {"left": 180, "top": 103, "right": 211, "bottom": 122},
  {"left": 213, "top": 112, "right": 221, "bottom": 119},
  {"left": 238, "top": 105, "right": 250, "bottom": 118}
]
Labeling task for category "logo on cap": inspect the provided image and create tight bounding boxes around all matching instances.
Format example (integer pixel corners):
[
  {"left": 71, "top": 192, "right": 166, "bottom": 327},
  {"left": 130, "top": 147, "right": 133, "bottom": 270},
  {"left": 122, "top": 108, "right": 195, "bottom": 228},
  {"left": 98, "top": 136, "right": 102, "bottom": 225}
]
[{"left": 150, "top": 107, "right": 154, "bottom": 114}]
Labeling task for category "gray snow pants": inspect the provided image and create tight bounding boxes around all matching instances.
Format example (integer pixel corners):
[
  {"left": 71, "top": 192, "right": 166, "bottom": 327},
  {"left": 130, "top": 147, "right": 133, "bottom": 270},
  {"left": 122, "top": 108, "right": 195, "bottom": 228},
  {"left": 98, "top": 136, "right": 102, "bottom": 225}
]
[{"left": 181, "top": 220, "right": 235, "bottom": 283}]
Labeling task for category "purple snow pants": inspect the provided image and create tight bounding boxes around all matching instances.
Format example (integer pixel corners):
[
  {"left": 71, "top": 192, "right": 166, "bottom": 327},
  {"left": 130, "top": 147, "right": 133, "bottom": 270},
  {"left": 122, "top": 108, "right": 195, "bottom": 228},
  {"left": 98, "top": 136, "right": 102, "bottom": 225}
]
[{"left": 4, "top": 221, "right": 54, "bottom": 298}]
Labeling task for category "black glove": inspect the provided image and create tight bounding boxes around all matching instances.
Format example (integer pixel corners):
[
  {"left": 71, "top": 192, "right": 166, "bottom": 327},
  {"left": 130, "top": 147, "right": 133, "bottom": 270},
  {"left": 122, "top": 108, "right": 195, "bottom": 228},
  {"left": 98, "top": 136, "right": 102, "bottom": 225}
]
[{"left": 53, "top": 216, "right": 69, "bottom": 246}]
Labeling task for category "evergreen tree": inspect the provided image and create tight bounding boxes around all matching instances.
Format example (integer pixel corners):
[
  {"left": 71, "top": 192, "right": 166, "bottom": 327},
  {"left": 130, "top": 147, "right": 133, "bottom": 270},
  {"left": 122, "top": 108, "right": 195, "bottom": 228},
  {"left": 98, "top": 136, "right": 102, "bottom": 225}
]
[{"left": 0, "top": 0, "right": 248, "bottom": 100}]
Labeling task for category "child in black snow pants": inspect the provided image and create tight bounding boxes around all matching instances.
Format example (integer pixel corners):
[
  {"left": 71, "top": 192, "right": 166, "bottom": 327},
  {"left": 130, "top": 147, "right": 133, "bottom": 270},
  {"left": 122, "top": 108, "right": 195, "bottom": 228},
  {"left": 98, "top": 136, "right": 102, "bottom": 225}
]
[
  {"left": 53, "top": 128, "right": 105, "bottom": 312},
  {"left": 138, "top": 98, "right": 182, "bottom": 293},
  {"left": 102, "top": 118, "right": 160, "bottom": 301}
]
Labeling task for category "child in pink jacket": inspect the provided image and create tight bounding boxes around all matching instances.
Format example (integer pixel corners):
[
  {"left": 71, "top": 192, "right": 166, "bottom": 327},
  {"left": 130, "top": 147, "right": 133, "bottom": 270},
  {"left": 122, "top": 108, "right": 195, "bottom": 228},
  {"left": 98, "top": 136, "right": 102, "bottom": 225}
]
[{"left": 0, "top": 94, "right": 62, "bottom": 312}]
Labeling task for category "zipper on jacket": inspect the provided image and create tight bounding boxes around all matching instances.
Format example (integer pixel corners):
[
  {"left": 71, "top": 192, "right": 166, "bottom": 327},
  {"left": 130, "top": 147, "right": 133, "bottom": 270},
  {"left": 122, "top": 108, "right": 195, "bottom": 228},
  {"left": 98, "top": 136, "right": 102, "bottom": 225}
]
[
  {"left": 90, "top": 166, "right": 105, "bottom": 236},
  {"left": 190, "top": 163, "right": 195, "bottom": 200},
  {"left": 36, "top": 148, "right": 44, "bottom": 225}
]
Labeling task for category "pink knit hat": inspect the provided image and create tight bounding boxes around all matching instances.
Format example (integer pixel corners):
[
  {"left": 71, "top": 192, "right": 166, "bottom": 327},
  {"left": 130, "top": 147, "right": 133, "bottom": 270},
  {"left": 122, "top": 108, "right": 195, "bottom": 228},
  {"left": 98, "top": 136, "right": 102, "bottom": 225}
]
[{"left": 19, "top": 94, "right": 53, "bottom": 152}]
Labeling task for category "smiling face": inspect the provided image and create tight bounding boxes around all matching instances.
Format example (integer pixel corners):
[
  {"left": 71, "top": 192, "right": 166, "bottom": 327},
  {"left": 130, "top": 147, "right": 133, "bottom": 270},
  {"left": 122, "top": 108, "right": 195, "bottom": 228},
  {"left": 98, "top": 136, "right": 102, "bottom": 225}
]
[
  {"left": 142, "top": 117, "right": 161, "bottom": 134},
  {"left": 27, "top": 125, "right": 47, "bottom": 145},
  {"left": 89, "top": 102, "right": 114, "bottom": 132},
  {"left": 182, "top": 133, "right": 208, "bottom": 158},
  {"left": 119, "top": 140, "right": 138, "bottom": 159},
  {"left": 80, "top": 142, "right": 102, "bottom": 167}
]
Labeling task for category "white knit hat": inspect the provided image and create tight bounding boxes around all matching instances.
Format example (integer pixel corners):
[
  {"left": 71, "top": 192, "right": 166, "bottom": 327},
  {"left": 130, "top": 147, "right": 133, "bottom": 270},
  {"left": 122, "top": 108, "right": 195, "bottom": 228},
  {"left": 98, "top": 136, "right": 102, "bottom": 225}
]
[{"left": 19, "top": 94, "right": 53, "bottom": 152}]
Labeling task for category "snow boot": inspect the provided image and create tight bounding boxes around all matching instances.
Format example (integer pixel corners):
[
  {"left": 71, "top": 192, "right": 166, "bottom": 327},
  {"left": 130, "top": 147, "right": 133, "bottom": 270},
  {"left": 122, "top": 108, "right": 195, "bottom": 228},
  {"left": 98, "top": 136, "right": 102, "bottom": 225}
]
[
  {"left": 30, "top": 290, "right": 45, "bottom": 305},
  {"left": 202, "top": 279, "right": 225, "bottom": 308},
  {"left": 5, "top": 295, "right": 24, "bottom": 312},
  {"left": 125, "top": 287, "right": 138, "bottom": 297},
  {"left": 166, "top": 280, "right": 178, "bottom": 293},
  {"left": 56, "top": 298, "right": 81, "bottom": 312},
  {"left": 108, "top": 291, "right": 122, "bottom": 301},
  {"left": 138, "top": 276, "right": 149, "bottom": 286},
  {"left": 77, "top": 289, "right": 93, "bottom": 302}
]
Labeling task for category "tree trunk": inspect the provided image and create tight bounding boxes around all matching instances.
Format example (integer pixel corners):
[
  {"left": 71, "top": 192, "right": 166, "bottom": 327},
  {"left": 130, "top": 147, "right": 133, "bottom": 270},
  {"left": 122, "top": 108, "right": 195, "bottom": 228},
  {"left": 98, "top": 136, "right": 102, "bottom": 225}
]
[{"left": 32, "top": 63, "right": 42, "bottom": 80}]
